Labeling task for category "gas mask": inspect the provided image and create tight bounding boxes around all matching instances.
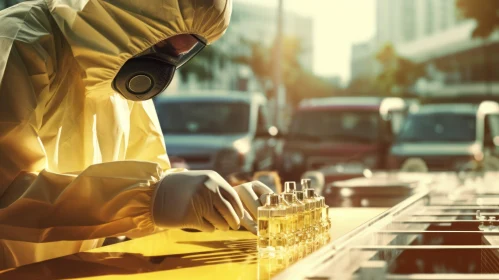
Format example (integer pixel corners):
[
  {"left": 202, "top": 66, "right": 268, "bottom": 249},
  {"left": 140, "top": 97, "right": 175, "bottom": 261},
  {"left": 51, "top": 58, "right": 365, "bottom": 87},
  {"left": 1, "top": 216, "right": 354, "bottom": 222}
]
[{"left": 112, "top": 34, "right": 206, "bottom": 101}]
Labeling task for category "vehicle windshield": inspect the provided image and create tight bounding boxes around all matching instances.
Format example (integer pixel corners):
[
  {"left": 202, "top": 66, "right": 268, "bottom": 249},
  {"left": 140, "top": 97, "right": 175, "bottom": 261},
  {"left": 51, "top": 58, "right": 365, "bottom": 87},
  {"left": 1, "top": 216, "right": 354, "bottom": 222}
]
[
  {"left": 397, "top": 113, "right": 476, "bottom": 143},
  {"left": 289, "top": 110, "right": 379, "bottom": 142},
  {"left": 156, "top": 101, "right": 250, "bottom": 134}
]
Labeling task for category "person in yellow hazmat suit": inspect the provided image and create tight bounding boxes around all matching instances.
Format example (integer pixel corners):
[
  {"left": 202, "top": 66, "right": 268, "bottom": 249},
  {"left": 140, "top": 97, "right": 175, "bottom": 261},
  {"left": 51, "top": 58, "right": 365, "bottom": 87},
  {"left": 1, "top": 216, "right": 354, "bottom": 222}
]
[{"left": 0, "top": 0, "right": 274, "bottom": 269}]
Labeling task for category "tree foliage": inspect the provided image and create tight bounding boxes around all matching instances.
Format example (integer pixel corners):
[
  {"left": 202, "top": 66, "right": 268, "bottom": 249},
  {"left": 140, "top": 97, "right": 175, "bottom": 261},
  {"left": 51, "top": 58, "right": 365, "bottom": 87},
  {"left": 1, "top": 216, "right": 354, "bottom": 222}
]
[
  {"left": 346, "top": 78, "right": 377, "bottom": 96},
  {"left": 233, "top": 36, "right": 339, "bottom": 106},
  {"left": 232, "top": 38, "right": 272, "bottom": 90},
  {"left": 456, "top": 0, "right": 499, "bottom": 38},
  {"left": 374, "top": 43, "right": 424, "bottom": 96}
]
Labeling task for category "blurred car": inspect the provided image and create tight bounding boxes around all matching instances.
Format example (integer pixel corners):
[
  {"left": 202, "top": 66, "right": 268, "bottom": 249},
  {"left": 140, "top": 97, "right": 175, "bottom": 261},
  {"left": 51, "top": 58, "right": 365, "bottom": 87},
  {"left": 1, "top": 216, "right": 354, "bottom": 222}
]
[
  {"left": 324, "top": 176, "right": 419, "bottom": 207},
  {"left": 155, "top": 91, "right": 278, "bottom": 177},
  {"left": 389, "top": 98, "right": 499, "bottom": 171},
  {"left": 278, "top": 96, "right": 407, "bottom": 182}
]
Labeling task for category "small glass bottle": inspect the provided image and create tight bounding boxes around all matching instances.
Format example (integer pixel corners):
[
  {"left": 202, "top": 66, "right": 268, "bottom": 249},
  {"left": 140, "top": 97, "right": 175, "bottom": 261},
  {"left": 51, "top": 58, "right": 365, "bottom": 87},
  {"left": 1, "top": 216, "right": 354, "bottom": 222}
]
[
  {"left": 301, "top": 179, "right": 317, "bottom": 235},
  {"left": 305, "top": 188, "right": 320, "bottom": 250},
  {"left": 296, "top": 190, "right": 313, "bottom": 254},
  {"left": 284, "top": 182, "right": 302, "bottom": 246},
  {"left": 279, "top": 194, "right": 294, "bottom": 252},
  {"left": 301, "top": 178, "right": 311, "bottom": 191},
  {"left": 258, "top": 194, "right": 288, "bottom": 255},
  {"left": 318, "top": 196, "right": 331, "bottom": 244},
  {"left": 285, "top": 182, "right": 306, "bottom": 259},
  {"left": 283, "top": 191, "right": 304, "bottom": 257},
  {"left": 284, "top": 181, "right": 297, "bottom": 193}
]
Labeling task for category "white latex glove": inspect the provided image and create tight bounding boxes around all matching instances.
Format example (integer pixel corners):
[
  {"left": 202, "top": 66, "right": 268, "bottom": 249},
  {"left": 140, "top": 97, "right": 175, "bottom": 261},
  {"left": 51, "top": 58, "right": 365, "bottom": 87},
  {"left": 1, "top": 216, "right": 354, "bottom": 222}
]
[
  {"left": 152, "top": 170, "right": 244, "bottom": 232},
  {"left": 233, "top": 181, "right": 274, "bottom": 234}
]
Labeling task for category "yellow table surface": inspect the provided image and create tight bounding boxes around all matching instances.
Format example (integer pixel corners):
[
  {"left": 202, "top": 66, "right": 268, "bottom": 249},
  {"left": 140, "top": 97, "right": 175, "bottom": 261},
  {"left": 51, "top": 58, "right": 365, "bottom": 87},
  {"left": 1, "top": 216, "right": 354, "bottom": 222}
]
[{"left": 2, "top": 208, "right": 387, "bottom": 280}]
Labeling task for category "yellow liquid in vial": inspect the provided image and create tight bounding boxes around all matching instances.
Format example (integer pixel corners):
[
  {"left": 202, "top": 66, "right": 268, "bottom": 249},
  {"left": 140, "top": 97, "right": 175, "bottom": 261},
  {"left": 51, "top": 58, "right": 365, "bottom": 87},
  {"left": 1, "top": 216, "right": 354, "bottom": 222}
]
[
  {"left": 308, "top": 203, "right": 317, "bottom": 232},
  {"left": 258, "top": 217, "right": 270, "bottom": 250},
  {"left": 303, "top": 210, "right": 312, "bottom": 245},
  {"left": 286, "top": 213, "right": 297, "bottom": 246},
  {"left": 258, "top": 254, "right": 289, "bottom": 280},
  {"left": 296, "top": 212, "right": 304, "bottom": 232},
  {"left": 309, "top": 204, "right": 317, "bottom": 224},
  {"left": 303, "top": 210, "right": 311, "bottom": 228},
  {"left": 313, "top": 207, "right": 320, "bottom": 237},
  {"left": 270, "top": 216, "right": 288, "bottom": 249},
  {"left": 294, "top": 211, "right": 305, "bottom": 248},
  {"left": 322, "top": 206, "right": 331, "bottom": 244},
  {"left": 322, "top": 207, "right": 330, "bottom": 228},
  {"left": 289, "top": 213, "right": 297, "bottom": 232}
]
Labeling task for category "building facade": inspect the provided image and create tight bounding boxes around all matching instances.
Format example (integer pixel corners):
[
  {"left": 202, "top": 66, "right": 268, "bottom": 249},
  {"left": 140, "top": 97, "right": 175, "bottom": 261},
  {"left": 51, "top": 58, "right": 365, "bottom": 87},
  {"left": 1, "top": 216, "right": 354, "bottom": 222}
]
[
  {"left": 398, "top": 20, "right": 499, "bottom": 96},
  {"left": 376, "top": 0, "right": 461, "bottom": 45},
  {"left": 351, "top": 0, "right": 499, "bottom": 96},
  {"left": 351, "top": 40, "right": 378, "bottom": 80},
  {"left": 353, "top": 0, "right": 462, "bottom": 83}
]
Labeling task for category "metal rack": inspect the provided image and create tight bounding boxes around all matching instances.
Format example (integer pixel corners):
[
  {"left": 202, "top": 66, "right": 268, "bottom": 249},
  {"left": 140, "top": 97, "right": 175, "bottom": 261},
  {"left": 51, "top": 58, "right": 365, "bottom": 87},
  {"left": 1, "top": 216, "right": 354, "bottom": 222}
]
[{"left": 274, "top": 172, "right": 499, "bottom": 280}]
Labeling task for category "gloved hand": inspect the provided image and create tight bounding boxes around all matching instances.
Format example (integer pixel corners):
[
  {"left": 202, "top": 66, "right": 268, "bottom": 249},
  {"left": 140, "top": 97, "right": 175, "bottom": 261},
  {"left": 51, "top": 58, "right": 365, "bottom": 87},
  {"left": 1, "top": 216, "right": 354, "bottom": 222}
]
[
  {"left": 233, "top": 181, "right": 274, "bottom": 234},
  {"left": 152, "top": 170, "right": 244, "bottom": 232}
]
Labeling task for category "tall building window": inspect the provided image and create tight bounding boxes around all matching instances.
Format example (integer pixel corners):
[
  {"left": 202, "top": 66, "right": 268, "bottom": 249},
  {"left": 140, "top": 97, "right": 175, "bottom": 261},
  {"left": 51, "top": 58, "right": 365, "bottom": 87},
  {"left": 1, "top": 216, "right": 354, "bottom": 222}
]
[
  {"left": 401, "top": 0, "right": 417, "bottom": 42},
  {"left": 425, "top": 0, "right": 435, "bottom": 36}
]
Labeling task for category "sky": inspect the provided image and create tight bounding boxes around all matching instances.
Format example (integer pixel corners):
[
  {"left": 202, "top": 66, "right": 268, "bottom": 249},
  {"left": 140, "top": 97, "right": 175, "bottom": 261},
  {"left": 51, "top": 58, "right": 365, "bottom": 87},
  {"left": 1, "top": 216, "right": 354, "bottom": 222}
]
[{"left": 235, "top": 0, "right": 376, "bottom": 83}]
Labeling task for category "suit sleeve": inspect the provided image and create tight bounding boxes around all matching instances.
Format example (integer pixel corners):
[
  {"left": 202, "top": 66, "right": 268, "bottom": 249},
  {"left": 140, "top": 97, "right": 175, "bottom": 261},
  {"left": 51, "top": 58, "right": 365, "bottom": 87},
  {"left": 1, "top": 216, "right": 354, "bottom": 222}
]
[{"left": 0, "top": 42, "right": 164, "bottom": 243}]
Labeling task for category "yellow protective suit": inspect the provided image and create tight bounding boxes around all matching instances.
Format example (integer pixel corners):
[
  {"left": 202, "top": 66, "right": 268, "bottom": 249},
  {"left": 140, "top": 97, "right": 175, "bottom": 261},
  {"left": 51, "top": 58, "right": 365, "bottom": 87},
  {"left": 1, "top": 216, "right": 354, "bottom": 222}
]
[{"left": 0, "top": 0, "right": 232, "bottom": 269}]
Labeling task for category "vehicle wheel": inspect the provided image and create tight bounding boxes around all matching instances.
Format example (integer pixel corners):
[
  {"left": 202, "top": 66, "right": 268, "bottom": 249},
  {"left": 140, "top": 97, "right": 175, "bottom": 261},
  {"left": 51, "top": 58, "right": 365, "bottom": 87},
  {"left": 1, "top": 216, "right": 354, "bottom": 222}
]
[{"left": 400, "top": 158, "right": 428, "bottom": 172}]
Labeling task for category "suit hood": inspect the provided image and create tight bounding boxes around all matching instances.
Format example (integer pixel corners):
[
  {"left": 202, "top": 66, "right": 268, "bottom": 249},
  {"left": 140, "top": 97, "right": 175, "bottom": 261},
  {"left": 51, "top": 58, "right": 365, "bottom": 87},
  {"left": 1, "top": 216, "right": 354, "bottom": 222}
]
[{"left": 46, "top": 0, "right": 232, "bottom": 93}]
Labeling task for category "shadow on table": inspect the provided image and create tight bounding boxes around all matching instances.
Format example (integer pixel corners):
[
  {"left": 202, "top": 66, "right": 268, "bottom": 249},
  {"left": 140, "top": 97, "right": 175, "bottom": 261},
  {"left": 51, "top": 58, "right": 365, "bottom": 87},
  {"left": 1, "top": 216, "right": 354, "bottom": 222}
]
[
  {"left": 177, "top": 238, "right": 257, "bottom": 251},
  {"left": 0, "top": 239, "right": 257, "bottom": 280}
]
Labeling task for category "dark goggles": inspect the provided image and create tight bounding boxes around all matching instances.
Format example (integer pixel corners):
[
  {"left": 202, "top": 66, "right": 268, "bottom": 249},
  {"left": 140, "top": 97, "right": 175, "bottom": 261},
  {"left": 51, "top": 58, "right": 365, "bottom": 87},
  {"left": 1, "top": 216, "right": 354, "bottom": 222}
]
[{"left": 137, "top": 34, "right": 206, "bottom": 68}]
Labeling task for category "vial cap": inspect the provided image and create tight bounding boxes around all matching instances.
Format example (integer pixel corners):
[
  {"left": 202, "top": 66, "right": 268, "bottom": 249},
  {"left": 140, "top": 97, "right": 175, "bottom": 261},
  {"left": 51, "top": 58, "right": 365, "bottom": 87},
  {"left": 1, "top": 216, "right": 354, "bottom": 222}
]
[
  {"left": 269, "top": 193, "right": 280, "bottom": 205},
  {"left": 301, "top": 178, "right": 311, "bottom": 190},
  {"left": 284, "top": 181, "right": 297, "bottom": 193},
  {"left": 318, "top": 196, "right": 325, "bottom": 207},
  {"left": 283, "top": 193, "right": 296, "bottom": 203},
  {"left": 264, "top": 193, "right": 271, "bottom": 206},
  {"left": 306, "top": 188, "right": 315, "bottom": 198},
  {"left": 295, "top": 191, "right": 305, "bottom": 201}
]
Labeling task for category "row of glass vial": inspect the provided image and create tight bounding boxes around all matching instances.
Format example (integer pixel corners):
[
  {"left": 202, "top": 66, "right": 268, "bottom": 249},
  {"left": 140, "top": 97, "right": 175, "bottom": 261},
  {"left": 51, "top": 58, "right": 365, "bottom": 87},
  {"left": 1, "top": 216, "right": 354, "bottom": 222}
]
[{"left": 257, "top": 179, "right": 331, "bottom": 257}]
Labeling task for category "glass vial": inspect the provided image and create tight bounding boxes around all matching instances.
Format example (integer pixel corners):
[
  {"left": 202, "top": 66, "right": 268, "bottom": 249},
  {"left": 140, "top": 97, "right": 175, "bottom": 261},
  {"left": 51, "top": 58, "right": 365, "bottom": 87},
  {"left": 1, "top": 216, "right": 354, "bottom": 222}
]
[
  {"left": 305, "top": 188, "right": 320, "bottom": 250},
  {"left": 301, "top": 178, "right": 311, "bottom": 191},
  {"left": 284, "top": 181, "right": 297, "bottom": 193},
  {"left": 283, "top": 191, "right": 305, "bottom": 258},
  {"left": 317, "top": 195, "right": 331, "bottom": 244},
  {"left": 295, "top": 190, "right": 313, "bottom": 254},
  {"left": 258, "top": 194, "right": 288, "bottom": 255},
  {"left": 279, "top": 194, "right": 293, "bottom": 252}
]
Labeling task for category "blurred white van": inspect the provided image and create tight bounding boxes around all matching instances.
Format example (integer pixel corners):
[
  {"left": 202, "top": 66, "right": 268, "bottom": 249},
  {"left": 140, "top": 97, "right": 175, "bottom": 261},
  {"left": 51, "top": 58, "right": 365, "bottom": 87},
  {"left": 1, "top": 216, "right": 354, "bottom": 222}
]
[
  {"left": 389, "top": 98, "right": 499, "bottom": 171},
  {"left": 154, "top": 91, "right": 278, "bottom": 177}
]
